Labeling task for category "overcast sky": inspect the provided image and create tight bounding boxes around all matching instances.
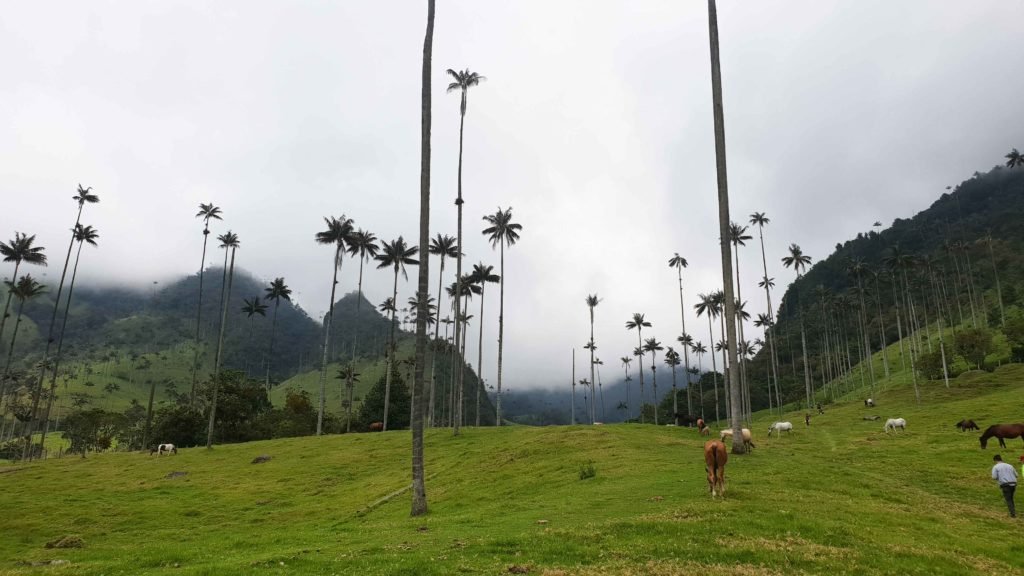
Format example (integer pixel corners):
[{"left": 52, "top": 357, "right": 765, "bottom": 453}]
[{"left": 2, "top": 1, "right": 1022, "bottom": 392}]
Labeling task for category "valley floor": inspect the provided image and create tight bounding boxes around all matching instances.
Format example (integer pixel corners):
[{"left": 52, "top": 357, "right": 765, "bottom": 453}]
[{"left": 2, "top": 366, "right": 1024, "bottom": 575}]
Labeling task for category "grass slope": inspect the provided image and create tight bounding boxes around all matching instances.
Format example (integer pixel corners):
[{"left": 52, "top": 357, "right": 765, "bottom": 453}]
[{"left": 3, "top": 366, "right": 1024, "bottom": 575}]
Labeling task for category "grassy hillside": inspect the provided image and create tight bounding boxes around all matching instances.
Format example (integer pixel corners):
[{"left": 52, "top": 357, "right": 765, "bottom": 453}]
[{"left": 3, "top": 366, "right": 1023, "bottom": 575}]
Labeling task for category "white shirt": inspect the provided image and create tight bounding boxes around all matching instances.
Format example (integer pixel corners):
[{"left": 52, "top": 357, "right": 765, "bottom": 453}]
[{"left": 992, "top": 462, "right": 1018, "bottom": 485}]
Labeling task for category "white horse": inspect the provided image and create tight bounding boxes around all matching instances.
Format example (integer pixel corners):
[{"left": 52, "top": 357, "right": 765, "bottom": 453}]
[
  {"left": 884, "top": 418, "right": 906, "bottom": 433},
  {"left": 152, "top": 443, "right": 177, "bottom": 455},
  {"left": 768, "top": 421, "right": 793, "bottom": 437}
]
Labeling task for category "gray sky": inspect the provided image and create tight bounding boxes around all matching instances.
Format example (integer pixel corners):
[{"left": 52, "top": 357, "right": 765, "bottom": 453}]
[{"left": 2, "top": 1, "right": 1022, "bottom": 391}]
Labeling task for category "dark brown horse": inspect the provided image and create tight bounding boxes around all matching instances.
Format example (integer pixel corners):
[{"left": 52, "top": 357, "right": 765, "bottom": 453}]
[
  {"left": 955, "top": 419, "right": 979, "bottom": 432},
  {"left": 703, "top": 439, "right": 728, "bottom": 497},
  {"left": 979, "top": 423, "right": 1024, "bottom": 449}
]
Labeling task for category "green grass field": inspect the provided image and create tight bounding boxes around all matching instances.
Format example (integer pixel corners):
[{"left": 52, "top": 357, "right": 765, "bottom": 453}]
[{"left": 2, "top": 364, "right": 1023, "bottom": 575}]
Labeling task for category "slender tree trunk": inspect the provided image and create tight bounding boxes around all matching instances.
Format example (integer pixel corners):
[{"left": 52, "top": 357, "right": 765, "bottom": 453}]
[
  {"left": 40, "top": 240, "right": 87, "bottom": 453},
  {"left": 707, "top": 316, "right": 720, "bottom": 425},
  {"left": 26, "top": 204, "right": 84, "bottom": 459},
  {"left": 891, "top": 275, "right": 906, "bottom": 370},
  {"left": 206, "top": 245, "right": 237, "bottom": 448},
  {"left": 0, "top": 261, "right": 21, "bottom": 347},
  {"left": 190, "top": 228, "right": 211, "bottom": 406},
  {"left": 1, "top": 300, "right": 28, "bottom": 398},
  {"left": 986, "top": 234, "right": 1005, "bottom": 327},
  {"left": 676, "top": 268, "right": 693, "bottom": 417},
  {"left": 410, "top": 0, "right": 433, "bottom": 517},
  {"left": 496, "top": 241, "right": 506, "bottom": 426},
  {"left": 318, "top": 247, "right": 342, "bottom": 436},
  {"left": 475, "top": 284, "right": 486, "bottom": 426},
  {"left": 571, "top": 349, "right": 576, "bottom": 425},
  {"left": 383, "top": 269, "right": 399, "bottom": 431},
  {"left": 636, "top": 329, "right": 645, "bottom": 423},
  {"left": 452, "top": 108, "right": 466, "bottom": 436},
  {"left": 589, "top": 308, "right": 595, "bottom": 425},
  {"left": 429, "top": 255, "right": 445, "bottom": 427},
  {"left": 142, "top": 376, "right": 157, "bottom": 450},
  {"left": 266, "top": 299, "right": 280, "bottom": 390},
  {"left": 651, "top": 354, "right": 658, "bottom": 425}
]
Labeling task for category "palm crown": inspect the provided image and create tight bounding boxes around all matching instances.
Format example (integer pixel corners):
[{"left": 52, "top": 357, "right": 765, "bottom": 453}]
[
  {"left": 625, "top": 313, "right": 651, "bottom": 332},
  {"left": 1006, "top": 148, "right": 1022, "bottom": 168},
  {"left": 218, "top": 231, "right": 240, "bottom": 249},
  {"left": 729, "top": 222, "right": 752, "bottom": 246},
  {"left": 346, "top": 229, "right": 380, "bottom": 262},
  {"left": 7, "top": 274, "right": 46, "bottom": 301},
  {"left": 73, "top": 224, "right": 100, "bottom": 246},
  {"left": 241, "top": 297, "right": 268, "bottom": 318},
  {"left": 482, "top": 207, "right": 522, "bottom": 248},
  {"left": 375, "top": 237, "right": 420, "bottom": 279},
  {"left": 668, "top": 253, "right": 688, "bottom": 270},
  {"left": 781, "top": 243, "right": 812, "bottom": 276},
  {"left": 429, "top": 234, "right": 459, "bottom": 259},
  {"left": 316, "top": 215, "right": 355, "bottom": 255},
  {"left": 471, "top": 262, "right": 500, "bottom": 285},
  {"left": 0, "top": 232, "right": 47, "bottom": 267},
  {"left": 196, "top": 203, "right": 222, "bottom": 226},
  {"left": 749, "top": 212, "right": 770, "bottom": 227},
  {"left": 265, "top": 278, "right": 292, "bottom": 303},
  {"left": 446, "top": 68, "right": 486, "bottom": 115},
  {"left": 643, "top": 337, "right": 664, "bottom": 356},
  {"left": 73, "top": 184, "right": 99, "bottom": 206}
]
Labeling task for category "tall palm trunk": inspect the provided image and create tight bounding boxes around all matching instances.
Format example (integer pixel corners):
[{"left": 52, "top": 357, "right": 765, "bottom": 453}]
[
  {"left": 495, "top": 240, "right": 506, "bottom": 426},
  {"left": 410, "top": 0, "right": 434, "bottom": 517},
  {"left": 873, "top": 274, "right": 890, "bottom": 379},
  {"left": 206, "top": 245, "right": 237, "bottom": 448},
  {"left": 650, "top": 353, "right": 659, "bottom": 425},
  {"left": 718, "top": 312, "right": 730, "bottom": 419},
  {"left": 0, "top": 260, "right": 21, "bottom": 346},
  {"left": 755, "top": 225, "right": 781, "bottom": 415},
  {"left": 589, "top": 308, "right": 595, "bottom": 425},
  {"left": 799, "top": 303, "right": 811, "bottom": 409},
  {"left": 383, "top": 269, "right": 399, "bottom": 431},
  {"left": 732, "top": 246, "right": 749, "bottom": 423},
  {"left": 635, "top": 329, "right": 645, "bottom": 423},
  {"left": 265, "top": 299, "right": 281, "bottom": 391},
  {"left": 190, "top": 228, "right": 211, "bottom": 405},
  {"left": 317, "top": 246, "right": 342, "bottom": 436},
  {"left": 429, "top": 254, "right": 446, "bottom": 426},
  {"left": 706, "top": 316, "right": 720, "bottom": 424},
  {"left": 452, "top": 106, "right": 466, "bottom": 436},
  {"left": 1, "top": 299, "right": 28, "bottom": 393},
  {"left": 986, "top": 234, "right": 1005, "bottom": 327},
  {"left": 27, "top": 204, "right": 84, "bottom": 458},
  {"left": 475, "top": 284, "right": 486, "bottom": 426},
  {"left": 143, "top": 376, "right": 157, "bottom": 450},
  {"left": 676, "top": 268, "right": 693, "bottom": 417},
  {"left": 40, "top": 239, "right": 87, "bottom": 453}
]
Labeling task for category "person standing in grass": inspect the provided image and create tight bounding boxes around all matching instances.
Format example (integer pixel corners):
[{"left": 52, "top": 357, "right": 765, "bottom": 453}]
[{"left": 991, "top": 454, "right": 1018, "bottom": 518}]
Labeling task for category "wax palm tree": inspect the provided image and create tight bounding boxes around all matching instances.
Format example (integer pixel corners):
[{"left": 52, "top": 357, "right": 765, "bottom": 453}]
[
  {"left": 427, "top": 233, "right": 457, "bottom": 426},
  {"left": 482, "top": 207, "right": 522, "bottom": 426},
  {"left": 315, "top": 215, "right": 354, "bottom": 435},
  {"left": 446, "top": 67, "right": 485, "bottom": 434},
  {"left": 471, "top": 263, "right": 499, "bottom": 425},
  {"left": 585, "top": 293, "right": 601, "bottom": 424},
  {"left": 729, "top": 222, "right": 752, "bottom": 421},
  {"left": 263, "top": 277, "right": 292, "bottom": 390},
  {"left": 206, "top": 231, "right": 239, "bottom": 449},
  {"left": 408, "top": 294, "right": 437, "bottom": 327},
  {"left": 690, "top": 341, "right": 707, "bottom": 419},
  {"left": 707, "top": 0, "right": 744, "bottom": 452},
  {"left": 620, "top": 356, "right": 632, "bottom": 419},
  {"left": 39, "top": 225, "right": 99, "bottom": 450},
  {"left": 1, "top": 276, "right": 46, "bottom": 402},
  {"left": 781, "top": 243, "right": 813, "bottom": 408},
  {"left": 346, "top": 229, "right": 380, "bottom": 348},
  {"left": 625, "top": 313, "right": 651, "bottom": 422},
  {"left": 667, "top": 253, "right": 693, "bottom": 416},
  {"left": 643, "top": 338, "right": 664, "bottom": 424},
  {"left": 846, "top": 257, "right": 875, "bottom": 391},
  {"left": 749, "top": 212, "right": 779, "bottom": 400},
  {"left": 27, "top": 185, "right": 98, "bottom": 455},
  {"left": 241, "top": 296, "right": 268, "bottom": 373},
  {"left": 337, "top": 365, "right": 360, "bottom": 432},
  {"left": 676, "top": 333, "right": 695, "bottom": 415},
  {"left": 0, "top": 231, "right": 46, "bottom": 373},
  {"left": 1006, "top": 148, "right": 1023, "bottom": 168},
  {"left": 446, "top": 275, "right": 480, "bottom": 431},
  {"left": 663, "top": 347, "right": 681, "bottom": 422},
  {"left": 0, "top": 232, "right": 47, "bottom": 346},
  {"left": 376, "top": 237, "right": 419, "bottom": 431},
  {"left": 694, "top": 293, "right": 721, "bottom": 424},
  {"left": 190, "top": 202, "right": 222, "bottom": 404}
]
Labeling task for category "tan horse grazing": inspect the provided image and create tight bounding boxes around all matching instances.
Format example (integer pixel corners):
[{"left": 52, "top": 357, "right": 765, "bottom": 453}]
[{"left": 704, "top": 440, "right": 728, "bottom": 497}]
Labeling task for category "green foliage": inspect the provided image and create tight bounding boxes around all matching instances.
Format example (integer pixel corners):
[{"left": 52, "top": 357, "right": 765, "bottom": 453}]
[
  {"left": 954, "top": 327, "right": 994, "bottom": 369},
  {"left": 915, "top": 350, "right": 946, "bottom": 380},
  {"left": 149, "top": 405, "right": 206, "bottom": 449},
  {"left": 62, "top": 409, "right": 124, "bottom": 456},
  {"left": 358, "top": 367, "right": 410, "bottom": 430},
  {"left": 578, "top": 460, "right": 596, "bottom": 480}
]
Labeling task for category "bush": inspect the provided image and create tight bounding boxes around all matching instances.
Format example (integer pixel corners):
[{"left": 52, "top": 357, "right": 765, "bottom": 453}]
[
  {"left": 578, "top": 460, "right": 596, "bottom": 480},
  {"left": 358, "top": 367, "right": 410, "bottom": 430}
]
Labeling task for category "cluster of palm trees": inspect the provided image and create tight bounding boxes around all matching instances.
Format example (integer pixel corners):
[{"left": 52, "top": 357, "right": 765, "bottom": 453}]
[{"left": 0, "top": 185, "right": 101, "bottom": 459}]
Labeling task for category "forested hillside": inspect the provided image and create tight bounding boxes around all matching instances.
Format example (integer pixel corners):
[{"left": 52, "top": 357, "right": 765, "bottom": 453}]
[{"left": 754, "top": 164, "right": 1024, "bottom": 409}]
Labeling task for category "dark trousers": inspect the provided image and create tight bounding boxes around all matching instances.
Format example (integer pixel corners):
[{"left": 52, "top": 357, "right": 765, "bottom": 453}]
[{"left": 1000, "top": 483, "right": 1016, "bottom": 517}]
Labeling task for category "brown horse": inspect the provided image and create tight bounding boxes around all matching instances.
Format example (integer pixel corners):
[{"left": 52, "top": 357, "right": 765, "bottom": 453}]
[
  {"left": 955, "top": 419, "right": 979, "bottom": 432},
  {"left": 979, "top": 423, "right": 1024, "bottom": 449},
  {"left": 703, "top": 440, "right": 728, "bottom": 497},
  {"left": 368, "top": 422, "right": 384, "bottom": 432}
]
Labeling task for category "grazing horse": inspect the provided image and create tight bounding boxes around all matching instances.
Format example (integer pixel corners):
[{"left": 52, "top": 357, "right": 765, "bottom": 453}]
[
  {"left": 979, "top": 423, "right": 1024, "bottom": 449},
  {"left": 884, "top": 418, "right": 906, "bottom": 433},
  {"left": 703, "top": 440, "right": 728, "bottom": 497},
  {"left": 700, "top": 427, "right": 711, "bottom": 437},
  {"left": 675, "top": 413, "right": 698, "bottom": 428},
  {"left": 864, "top": 398, "right": 875, "bottom": 407},
  {"left": 768, "top": 421, "right": 793, "bottom": 437},
  {"left": 151, "top": 443, "right": 177, "bottom": 455},
  {"left": 720, "top": 428, "right": 755, "bottom": 450},
  {"left": 696, "top": 418, "right": 706, "bottom": 431},
  {"left": 955, "top": 419, "right": 980, "bottom": 432},
  {"left": 368, "top": 422, "right": 384, "bottom": 432}
]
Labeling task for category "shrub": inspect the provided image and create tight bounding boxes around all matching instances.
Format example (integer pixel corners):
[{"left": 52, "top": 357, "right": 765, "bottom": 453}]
[{"left": 578, "top": 460, "right": 596, "bottom": 480}]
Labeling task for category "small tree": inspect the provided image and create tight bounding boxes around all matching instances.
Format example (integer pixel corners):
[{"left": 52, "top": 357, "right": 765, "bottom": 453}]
[
  {"left": 954, "top": 327, "right": 994, "bottom": 370},
  {"left": 359, "top": 367, "right": 411, "bottom": 430}
]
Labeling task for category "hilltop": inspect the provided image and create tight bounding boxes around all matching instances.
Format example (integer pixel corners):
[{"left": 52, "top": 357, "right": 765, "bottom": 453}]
[{"left": 2, "top": 365, "right": 1022, "bottom": 575}]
